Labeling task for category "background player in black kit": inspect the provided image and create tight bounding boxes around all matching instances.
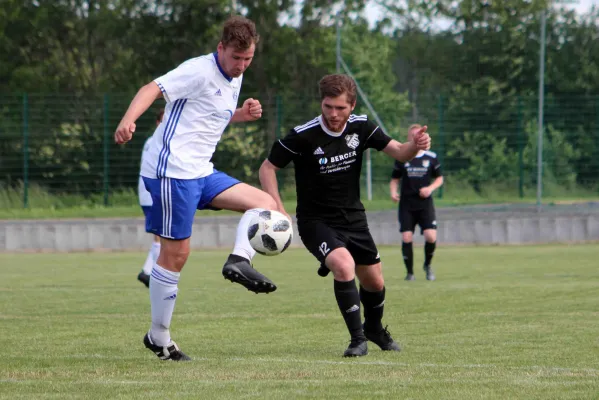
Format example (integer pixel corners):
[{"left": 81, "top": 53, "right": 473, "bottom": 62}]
[
  {"left": 390, "top": 124, "right": 444, "bottom": 281},
  {"left": 259, "top": 74, "right": 431, "bottom": 357}
]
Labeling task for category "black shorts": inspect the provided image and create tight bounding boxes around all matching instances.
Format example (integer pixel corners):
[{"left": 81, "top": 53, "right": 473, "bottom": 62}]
[
  {"left": 399, "top": 205, "right": 437, "bottom": 234},
  {"left": 297, "top": 220, "right": 380, "bottom": 266}
]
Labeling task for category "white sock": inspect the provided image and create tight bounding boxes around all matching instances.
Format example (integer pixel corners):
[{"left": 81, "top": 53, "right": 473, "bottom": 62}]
[
  {"left": 142, "top": 242, "right": 160, "bottom": 275},
  {"left": 151, "top": 241, "right": 161, "bottom": 262},
  {"left": 149, "top": 263, "right": 180, "bottom": 346},
  {"left": 231, "top": 208, "right": 263, "bottom": 261}
]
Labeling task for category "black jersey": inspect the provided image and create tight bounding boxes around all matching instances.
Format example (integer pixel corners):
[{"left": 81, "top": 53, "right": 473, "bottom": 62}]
[
  {"left": 391, "top": 151, "right": 442, "bottom": 210},
  {"left": 268, "top": 114, "right": 392, "bottom": 225}
]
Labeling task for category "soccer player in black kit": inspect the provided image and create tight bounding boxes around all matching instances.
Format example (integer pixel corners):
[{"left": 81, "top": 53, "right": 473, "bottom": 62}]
[
  {"left": 390, "top": 124, "right": 444, "bottom": 281},
  {"left": 259, "top": 74, "right": 431, "bottom": 357}
]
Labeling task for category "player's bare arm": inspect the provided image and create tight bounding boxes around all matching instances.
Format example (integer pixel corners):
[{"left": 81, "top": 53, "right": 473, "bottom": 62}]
[
  {"left": 419, "top": 176, "right": 444, "bottom": 198},
  {"left": 258, "top": 160, "right": 291, "bottom": 220},
  {"left": 382, "top": 125, "right": 430, "bottom": 162},
  {"left": 114, "top": 82, "right": 163, "bottom": 144},
  {"left": 230, "top": 98, "right": 262, "bottom": 123},
  {"left": 390, "top": 178, "right": 400, "bottom": 202},
  {"left": 382, "top": 136, "right": 430, "bottom": 162}
]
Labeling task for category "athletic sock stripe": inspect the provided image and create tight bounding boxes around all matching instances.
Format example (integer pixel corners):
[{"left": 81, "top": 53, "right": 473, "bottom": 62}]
[
  {"left": 151, "top": 268, "right": 179, "bottom": 283},
  {"left": 150, "top": 274, "right": 177, "bottom": 286},
  {"left": 151, "top": 270, "right": 178, "bottom": 285}
]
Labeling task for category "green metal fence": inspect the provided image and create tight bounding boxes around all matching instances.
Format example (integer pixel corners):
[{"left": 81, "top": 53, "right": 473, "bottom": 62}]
[{"left": 1, "top": 93, "right": 598, "bottom": 209}]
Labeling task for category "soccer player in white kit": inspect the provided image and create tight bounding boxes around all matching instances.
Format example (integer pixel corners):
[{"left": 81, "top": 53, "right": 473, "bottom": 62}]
[
  {"left": 137, "top": 109, "right": 164, "bottom": 288},
  {"left": 114, "top": 16, "right": 278, "bottom": 361}
]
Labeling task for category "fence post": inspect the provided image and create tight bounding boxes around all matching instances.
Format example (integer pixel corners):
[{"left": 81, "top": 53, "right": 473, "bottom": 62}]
[
  {"left": 596, "top": 96, "right": 599, "bottom": 194},
  {"left": 22, "top": 93, "right": 29, "bottom": 208},
  {"left": 437, "top": 94, "right": 444, "bottom": 199},
  {"left": 517, "top": 95, "right": 524, "bottom": 198},
  {"left": 103, "top": 94, "right": 110, "bottom": 206}
]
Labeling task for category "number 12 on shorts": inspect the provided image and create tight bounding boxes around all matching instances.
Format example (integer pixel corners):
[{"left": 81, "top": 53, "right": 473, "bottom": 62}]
[{"left": 319, "top": 242, "right": 330, "bottom": 256}]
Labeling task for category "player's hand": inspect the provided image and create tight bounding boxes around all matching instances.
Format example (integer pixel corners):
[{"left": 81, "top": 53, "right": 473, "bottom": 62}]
[
  {"left": 391, "top": 193, "right": 400, "bottom": 202},
  {"left": 115, "top": 121, "right": 136, "bottom": 144},
  {"left": 412, "top": 125, "right": 431, "bottom": 151},
  {"left": 242, "top": 98, "right": 262, "bottom": 121},
  {"left": 280, "top": 209, "right": 293, "bottom": 224},
  {"left": 419, "top": 186, "right": 432, "bottom": 198}
]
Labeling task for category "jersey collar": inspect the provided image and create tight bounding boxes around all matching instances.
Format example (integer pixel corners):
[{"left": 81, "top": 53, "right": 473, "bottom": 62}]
[
  {"left": 212, "top": 52, "right": 233, "bottom": 82},
  {"left": 318, "top": 115, "right": 345, "bottom": 137}
]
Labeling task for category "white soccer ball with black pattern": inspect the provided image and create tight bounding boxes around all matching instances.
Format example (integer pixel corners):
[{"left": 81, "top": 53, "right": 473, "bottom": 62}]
[{"left": 247, "top": 210, "right": 293, "bottom": 256}]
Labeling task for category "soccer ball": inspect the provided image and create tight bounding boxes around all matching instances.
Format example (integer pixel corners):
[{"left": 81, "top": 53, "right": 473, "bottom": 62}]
[{"left": 247, "top": 210, "right": 293, "bottom": 256}]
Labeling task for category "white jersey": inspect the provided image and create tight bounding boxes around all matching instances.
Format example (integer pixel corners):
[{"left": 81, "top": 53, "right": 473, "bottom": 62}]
[
  {"left": 140, "top": 52, "right": 242, "bottom": 179},
  {"left": 138, "top": 136, "right": 154, "bottom": 206}
]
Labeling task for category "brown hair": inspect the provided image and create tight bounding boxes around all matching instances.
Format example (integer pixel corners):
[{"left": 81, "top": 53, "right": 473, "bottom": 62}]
[
  {"left": 221, "top": 16, "right": 260, "bottom": 50},
  {"left": 318, "top": 74, "right": 357, "bottom": 105}
]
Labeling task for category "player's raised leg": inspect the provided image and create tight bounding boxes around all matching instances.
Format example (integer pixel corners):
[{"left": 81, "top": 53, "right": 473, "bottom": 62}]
[
  {"left": 356, "top": 262, "right": 401, "bottom": 352},
  {"left": 205, "top": 174, "right": 279, "bottom": 294}
]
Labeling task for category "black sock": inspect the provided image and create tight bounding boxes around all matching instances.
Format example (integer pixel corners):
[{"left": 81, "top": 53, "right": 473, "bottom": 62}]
[
  {"left": 402, "top": 242, "right": 413, "bottom": 274},
  {"left": 360, "top": 286, "right": 385, "bottom": 333},
  {"left": 424, "top": 241, "right": 436, "bottom": 266},
  {"left": 334, "top": 279, "right": 365, "bottom": 341}
]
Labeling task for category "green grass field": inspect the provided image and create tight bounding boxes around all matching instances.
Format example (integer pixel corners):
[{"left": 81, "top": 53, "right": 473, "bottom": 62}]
[{"left": 1, "top": 244, "right": 598, "bottom": 399}]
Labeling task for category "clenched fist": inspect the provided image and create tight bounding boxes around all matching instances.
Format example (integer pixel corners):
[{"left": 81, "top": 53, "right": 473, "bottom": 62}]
[
  {"left": 412, "top": 125, "right": 431, "bottom": 151},
  {"left": 242, "top": 98, "right": 262, "bottom": 121},
  {"left": 115, "top": 121, "right": 136, "bottom": 144}
]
